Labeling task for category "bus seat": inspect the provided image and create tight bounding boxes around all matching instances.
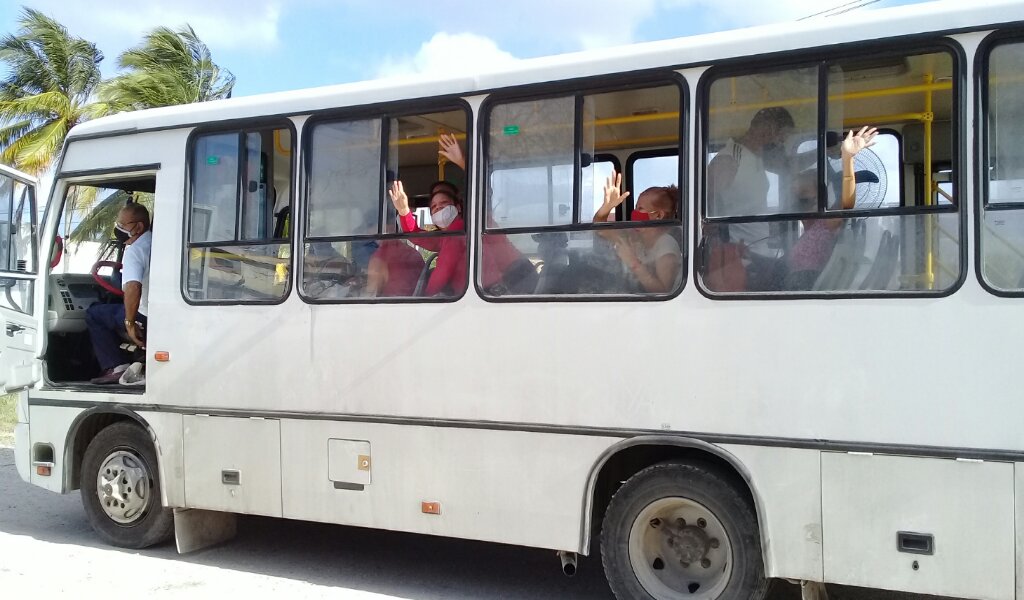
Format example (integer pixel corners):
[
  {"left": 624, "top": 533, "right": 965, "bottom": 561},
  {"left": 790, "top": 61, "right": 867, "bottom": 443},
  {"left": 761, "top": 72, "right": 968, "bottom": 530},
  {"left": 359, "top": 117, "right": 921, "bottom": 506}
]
[
  {"left": 858, "top": 231, "right": 899, "bottom": 290},
  {"left": 814, "top": 219, "right": 868, "bottom": 292}
]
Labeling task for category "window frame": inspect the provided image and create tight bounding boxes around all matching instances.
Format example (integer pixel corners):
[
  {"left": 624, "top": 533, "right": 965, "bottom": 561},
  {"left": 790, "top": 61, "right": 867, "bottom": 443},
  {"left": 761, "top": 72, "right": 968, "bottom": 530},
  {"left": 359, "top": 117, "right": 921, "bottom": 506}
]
[
  {"left": 976, "top": 29, "right": 1024, "bottom": 298},
  {"left": 182, "top": 119, "right": 297, "bottom": 306},
  {"left": 626, "top": 147, "right": 679, "bottom": 217},
  {"left": 695, "top": 39, "right": 966, "bottom": 300},
  {"left": 0, "top": 174, "right": 37, "bottom": 275},
  {"left": 297, "top": 99, "right": 473, "bottom": 305},
  {"left": 476, "top": 71, "right": 689, "bottom": 303}
]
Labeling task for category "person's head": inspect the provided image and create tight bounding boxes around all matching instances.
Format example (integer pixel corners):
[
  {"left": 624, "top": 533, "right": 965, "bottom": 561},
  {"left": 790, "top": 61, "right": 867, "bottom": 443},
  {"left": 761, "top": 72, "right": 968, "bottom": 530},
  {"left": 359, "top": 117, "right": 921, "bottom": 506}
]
[
  {"left": 632, "top": 185, "right": 679, "bottom": 221},
  {"left": 115, "top": 203, "right": 150, "bottom": 243},
  {"left": 430, "top": 180, "right": 459, "bottom": 198},
  {"left": 747, "top": 106, "right": 795, "bottom": 153},
  {"left": 429, "top": 190, "right": 462, "bottom": 229}
]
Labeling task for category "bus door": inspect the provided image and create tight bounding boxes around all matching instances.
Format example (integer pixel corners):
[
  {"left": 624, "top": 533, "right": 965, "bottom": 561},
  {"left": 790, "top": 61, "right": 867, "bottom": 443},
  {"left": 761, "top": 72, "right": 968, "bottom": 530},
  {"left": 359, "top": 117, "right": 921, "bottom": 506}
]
[{"left": 0, "top": 164, "right": 41, "bottom": 392}]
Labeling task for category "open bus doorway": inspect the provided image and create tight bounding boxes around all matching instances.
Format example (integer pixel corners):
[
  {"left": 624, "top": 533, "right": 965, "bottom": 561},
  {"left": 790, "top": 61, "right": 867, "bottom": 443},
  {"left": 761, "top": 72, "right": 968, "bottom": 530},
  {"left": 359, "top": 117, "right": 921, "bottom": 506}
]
[{"left": 45, "top": 176, "right": 155, "bottom": 389}]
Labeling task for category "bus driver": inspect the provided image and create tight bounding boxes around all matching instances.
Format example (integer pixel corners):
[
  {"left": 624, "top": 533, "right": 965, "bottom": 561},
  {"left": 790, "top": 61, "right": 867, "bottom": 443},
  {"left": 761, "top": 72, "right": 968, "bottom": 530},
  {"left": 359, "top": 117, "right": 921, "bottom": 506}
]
[{"left": 85, "top": 204, "right": 152, "bottom": 384}]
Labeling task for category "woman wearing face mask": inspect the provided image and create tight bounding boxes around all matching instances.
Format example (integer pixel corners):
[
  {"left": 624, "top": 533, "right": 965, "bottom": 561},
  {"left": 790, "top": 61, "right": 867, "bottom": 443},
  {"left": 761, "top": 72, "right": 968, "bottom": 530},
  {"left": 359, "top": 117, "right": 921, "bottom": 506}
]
[
  {"left": 389, "top": 180, "right": 535, "bottom": 296},
  {"left": 388, "top": 181, "right": 469, "bottom": 296},
  {"left": 594, "top": 172, "right": 682, "bottom": 294}
]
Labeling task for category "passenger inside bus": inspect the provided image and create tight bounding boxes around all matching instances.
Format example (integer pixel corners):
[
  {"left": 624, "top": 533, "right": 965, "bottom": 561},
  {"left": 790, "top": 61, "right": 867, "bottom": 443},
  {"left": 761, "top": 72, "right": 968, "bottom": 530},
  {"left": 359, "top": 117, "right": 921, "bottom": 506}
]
[
  {"left": 389, "top": 181, "right": 468, "bottom": 296},
  {"left": 782, "top": 126, "right": 879, "bottom": 290},
  {"left": 85, "top": 203, "right": 151, "bottom": 385},
  {"left": 594, "top": 171, "right": 682, "bottom": 294},
  {"left": 706, "top": 106, "right": 795, "bottom": 290}
]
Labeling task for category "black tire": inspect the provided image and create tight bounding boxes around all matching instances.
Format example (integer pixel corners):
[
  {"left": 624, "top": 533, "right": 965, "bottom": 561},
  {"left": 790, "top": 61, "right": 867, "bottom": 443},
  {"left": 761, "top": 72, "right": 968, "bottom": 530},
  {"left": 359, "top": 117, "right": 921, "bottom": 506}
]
[
  {"left": 80, "top": 421, "right": 173, "bottom": 548},
  {"left": 601, "top": 461, "right": 769, "bottom": 600}
]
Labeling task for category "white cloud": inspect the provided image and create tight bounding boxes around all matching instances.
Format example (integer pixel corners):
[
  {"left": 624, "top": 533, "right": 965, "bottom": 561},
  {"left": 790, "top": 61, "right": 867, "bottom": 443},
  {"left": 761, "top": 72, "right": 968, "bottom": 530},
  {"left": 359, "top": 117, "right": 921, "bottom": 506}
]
[
  {"left": 375, "top": 32, "right": 519, "bottom": 79},
  {"left": 18, "top": 0, "right": 282, "bottom": 52}
]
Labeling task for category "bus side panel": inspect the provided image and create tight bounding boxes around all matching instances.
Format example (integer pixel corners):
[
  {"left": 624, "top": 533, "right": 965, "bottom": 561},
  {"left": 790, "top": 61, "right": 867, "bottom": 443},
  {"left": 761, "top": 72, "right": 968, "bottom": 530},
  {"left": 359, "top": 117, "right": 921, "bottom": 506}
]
[
  {"left": 26, "top": 405, "right": 83, "bottom": 493},
  {"left": 138, "top": 411, "right": 185, "bottom": 508},
  {"left": 720, "top": 444, "right": 823, "bottom": 582},
  {"left": 280, "top": 419, "right": 620, "bottom": 552},
  {"left": 822, "top": 453, "right": 1014, "bottom": 600}
]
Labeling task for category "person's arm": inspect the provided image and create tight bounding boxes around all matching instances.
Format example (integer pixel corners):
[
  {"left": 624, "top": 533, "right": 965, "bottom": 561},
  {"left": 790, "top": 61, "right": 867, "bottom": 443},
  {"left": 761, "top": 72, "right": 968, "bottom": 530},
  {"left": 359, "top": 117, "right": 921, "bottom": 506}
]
[
  {"left": 840, "top": 126, "right": 878, "bottom": 210},
  {"left": 706, "top": 153, "right": 738, "bottom": 208},
  {"left": 617, "top": 239, "right": 680, "bottom": 294},
  {"left": 594, "top": 171, "right": 630, "bottom": 222},
  {"left": 439, "top": 133, "right": 466, "bottom": 171},
  {"left": 123, "top": 281, "right": 144, "bottom": 347},
  {"left": 121, "top": 245, "right": 146, "bottom": 347}
]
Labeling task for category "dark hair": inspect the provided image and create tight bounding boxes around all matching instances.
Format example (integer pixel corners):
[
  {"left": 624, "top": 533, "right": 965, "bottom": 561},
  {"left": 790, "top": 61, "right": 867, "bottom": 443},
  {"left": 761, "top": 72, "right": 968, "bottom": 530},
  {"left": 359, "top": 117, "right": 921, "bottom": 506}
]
[
  {"left": 430, "top": 180, "right": 459, "bottom": 197},
  {"left": 429, "top": 190, "right": 461, "bottom": 208},
  {"left": 750, "top": 106, "right": 795, "bottom": 131},
  {"left": 121, "top": 203, "right": 151, "bottom": 228}
]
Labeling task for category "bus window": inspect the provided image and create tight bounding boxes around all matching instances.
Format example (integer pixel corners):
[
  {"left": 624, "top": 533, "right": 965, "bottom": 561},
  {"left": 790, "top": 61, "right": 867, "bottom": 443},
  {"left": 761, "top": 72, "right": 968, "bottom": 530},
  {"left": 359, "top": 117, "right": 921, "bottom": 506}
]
[
  {"left": 700, "top": 48, "right": 959, "bottom": 295},
  {"left": 482, "top": 82, "right": 684, "bottom": 298},
  {"left": 981, "top": 38, "right": 1024, "bottom": 294},
  {"left": 186, "top": 125, "right": 293, "bottom": 303},
  {"left": 301, "top": 108, "right": 468, "bottom": 301},
  {"left": 583, "top": 156, "right": 619, "bottom": 223},
  {"left": 0, "top": 176, "right": 35, "bottom": 315}
]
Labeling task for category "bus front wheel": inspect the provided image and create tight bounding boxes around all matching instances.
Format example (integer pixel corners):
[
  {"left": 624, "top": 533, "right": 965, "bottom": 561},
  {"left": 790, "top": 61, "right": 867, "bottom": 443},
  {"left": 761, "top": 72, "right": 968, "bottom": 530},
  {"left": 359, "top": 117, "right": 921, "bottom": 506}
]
[
  {"left": 600, "top": 461, "right": 769, "bottom": 600},
  {"left": 80, "top": 421, "right": 173, "bottom": 548}
]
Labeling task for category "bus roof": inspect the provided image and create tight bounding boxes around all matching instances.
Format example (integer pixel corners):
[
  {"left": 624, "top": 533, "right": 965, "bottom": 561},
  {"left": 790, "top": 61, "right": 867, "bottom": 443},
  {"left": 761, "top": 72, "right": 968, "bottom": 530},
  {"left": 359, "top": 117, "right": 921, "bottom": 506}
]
[{"left": 69, "top": 0, "right": 1024, "bottom": 140}]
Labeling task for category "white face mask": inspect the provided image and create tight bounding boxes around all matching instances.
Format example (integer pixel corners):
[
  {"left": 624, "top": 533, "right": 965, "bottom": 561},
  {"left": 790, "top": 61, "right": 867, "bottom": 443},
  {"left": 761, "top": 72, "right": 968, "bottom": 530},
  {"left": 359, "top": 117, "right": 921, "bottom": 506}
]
[{"left": 431, "top": 204, "right": 458, "bottom": 229}]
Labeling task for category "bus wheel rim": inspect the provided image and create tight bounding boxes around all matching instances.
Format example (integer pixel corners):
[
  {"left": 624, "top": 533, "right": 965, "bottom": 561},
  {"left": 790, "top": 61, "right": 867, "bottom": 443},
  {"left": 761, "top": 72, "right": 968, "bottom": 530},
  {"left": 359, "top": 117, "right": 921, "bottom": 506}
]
[
  {"left": 627, "top": 497, "right": 733, "bottom": 600},
  {"left": 96, "top": 450, "right": 152, "bottom": 525}
]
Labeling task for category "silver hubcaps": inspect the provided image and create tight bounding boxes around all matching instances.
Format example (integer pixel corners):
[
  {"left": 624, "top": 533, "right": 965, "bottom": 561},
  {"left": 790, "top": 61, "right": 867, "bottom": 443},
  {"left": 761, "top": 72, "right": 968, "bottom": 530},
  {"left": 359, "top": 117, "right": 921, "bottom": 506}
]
[
  {"left": 628, "top": 497, "right": 733, "bottom": 599},
  {"left": 96, "top": 450, "right": 151, "bottom": 524}
]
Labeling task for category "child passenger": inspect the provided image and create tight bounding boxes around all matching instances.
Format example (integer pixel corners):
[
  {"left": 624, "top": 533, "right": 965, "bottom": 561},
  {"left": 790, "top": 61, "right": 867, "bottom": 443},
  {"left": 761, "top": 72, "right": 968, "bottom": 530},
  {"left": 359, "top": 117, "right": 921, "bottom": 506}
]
[{"left": 594, "top": 172, "right": 682, "bottom": 294}]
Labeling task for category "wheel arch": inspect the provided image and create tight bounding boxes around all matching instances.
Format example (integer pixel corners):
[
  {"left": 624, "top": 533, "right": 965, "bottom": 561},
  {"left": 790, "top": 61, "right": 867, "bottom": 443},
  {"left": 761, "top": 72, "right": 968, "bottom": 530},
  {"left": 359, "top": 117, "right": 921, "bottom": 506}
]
[
  {"left": 63, "top": 405, "right": 154, "bottom": 493},
  {"left": 581, "top": 436, "right": 769, "bottom": 570}
]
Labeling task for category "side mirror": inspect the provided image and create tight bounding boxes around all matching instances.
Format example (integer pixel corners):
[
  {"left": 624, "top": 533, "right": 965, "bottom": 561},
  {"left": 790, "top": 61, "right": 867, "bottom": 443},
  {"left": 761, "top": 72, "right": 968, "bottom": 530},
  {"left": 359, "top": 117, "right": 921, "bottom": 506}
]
[{"left": 49, "top": 235, "right": 63, "bottom": 270}]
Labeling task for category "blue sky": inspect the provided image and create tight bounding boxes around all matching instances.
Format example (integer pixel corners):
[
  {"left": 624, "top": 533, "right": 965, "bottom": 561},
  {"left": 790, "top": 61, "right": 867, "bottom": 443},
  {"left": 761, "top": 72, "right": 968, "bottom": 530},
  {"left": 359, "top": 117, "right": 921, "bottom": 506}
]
[{"left": 0, "top": 0, "right": 932, "bottom": 98}]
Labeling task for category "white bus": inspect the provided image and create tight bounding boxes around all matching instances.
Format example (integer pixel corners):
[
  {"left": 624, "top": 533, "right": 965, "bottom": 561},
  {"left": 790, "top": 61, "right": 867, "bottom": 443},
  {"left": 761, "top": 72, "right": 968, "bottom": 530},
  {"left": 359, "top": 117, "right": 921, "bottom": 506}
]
[{"left": 9, "top": 1, "right": 1024, "bottom": 598}]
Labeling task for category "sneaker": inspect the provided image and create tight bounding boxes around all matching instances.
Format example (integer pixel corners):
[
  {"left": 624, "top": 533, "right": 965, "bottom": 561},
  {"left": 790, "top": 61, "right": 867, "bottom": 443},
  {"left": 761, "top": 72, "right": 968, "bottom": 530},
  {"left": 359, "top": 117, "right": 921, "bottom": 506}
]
[
  {"left": 118, "top": 362, "right": 145, "bottom": 386},
  {"left": 90, "top": 363, "right": 130, "bottom": 385}
]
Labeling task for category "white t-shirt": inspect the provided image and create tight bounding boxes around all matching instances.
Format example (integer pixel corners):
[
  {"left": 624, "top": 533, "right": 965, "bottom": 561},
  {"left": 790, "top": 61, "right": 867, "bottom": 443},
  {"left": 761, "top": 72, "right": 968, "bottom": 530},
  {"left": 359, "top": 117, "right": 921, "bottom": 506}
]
[
  {"left": 122, "top": 230, "right": 152, "bottom": 317},
  {"left": 638, "top": 233, "right": 683, "bottom": 290},
  {"left": 712, "top": 139, "right": 771, "bottom": 253}
]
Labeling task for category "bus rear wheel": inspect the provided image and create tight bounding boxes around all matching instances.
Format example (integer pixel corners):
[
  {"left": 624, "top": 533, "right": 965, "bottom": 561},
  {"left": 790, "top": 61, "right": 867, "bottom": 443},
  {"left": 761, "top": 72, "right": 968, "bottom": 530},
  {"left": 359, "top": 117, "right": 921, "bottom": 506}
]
[
  {"left": 80, "top": 421, "right": 173, "bottom": 548},
  {"left": 600, "top": 461, "right": 768, "bottom": 600}
]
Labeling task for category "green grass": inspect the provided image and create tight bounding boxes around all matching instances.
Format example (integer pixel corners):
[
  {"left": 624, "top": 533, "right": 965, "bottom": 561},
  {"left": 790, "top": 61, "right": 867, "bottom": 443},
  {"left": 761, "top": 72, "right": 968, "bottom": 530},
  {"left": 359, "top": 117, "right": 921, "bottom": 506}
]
[{"left": 0, "top": 394, "right": 16, "bottom": 446}]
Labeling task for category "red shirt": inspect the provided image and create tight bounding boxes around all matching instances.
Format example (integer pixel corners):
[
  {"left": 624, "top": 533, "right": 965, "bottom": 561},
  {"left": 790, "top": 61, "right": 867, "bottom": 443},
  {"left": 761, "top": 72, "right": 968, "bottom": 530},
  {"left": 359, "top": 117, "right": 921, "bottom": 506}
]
[
  {"left": 398, "top": 213, "right": 527, "bottom": 295},
  {"left": 400, "top": 213, "right": 467, "bottom": 297},
  {"left": 373, "top": 240, "right": 425, "bottom": 297}
]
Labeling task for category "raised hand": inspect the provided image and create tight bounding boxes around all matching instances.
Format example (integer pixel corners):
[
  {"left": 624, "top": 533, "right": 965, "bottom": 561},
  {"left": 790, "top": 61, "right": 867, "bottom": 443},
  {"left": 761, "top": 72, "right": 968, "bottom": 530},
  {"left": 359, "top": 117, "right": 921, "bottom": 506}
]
[
  {"left": 439, "top": 133, "right": 466, "bottom": 170},
  {"left": 594, "top": 171, "right": 630, "bottom": 223},
  {"left": 842, "top": 126, "right": 878, "bottom": 158},
  {"left": 388, "top": 180, "right": 411, "bottom": 216}
]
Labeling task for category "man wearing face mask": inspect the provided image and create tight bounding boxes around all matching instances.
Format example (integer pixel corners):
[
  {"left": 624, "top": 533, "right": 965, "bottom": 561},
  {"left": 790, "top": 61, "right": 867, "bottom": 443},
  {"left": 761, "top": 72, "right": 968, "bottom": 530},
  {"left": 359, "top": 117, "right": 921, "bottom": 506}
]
[{"left": 85, "top": 203, "right": 152, "bottom": 384}]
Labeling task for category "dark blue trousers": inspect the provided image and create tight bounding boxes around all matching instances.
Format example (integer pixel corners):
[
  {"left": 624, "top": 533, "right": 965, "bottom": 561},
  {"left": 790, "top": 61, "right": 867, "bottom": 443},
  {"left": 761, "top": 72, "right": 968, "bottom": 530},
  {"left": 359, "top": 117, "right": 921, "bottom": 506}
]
[{"left": 85, "top": 303, "right": 146, "bottom": 370}]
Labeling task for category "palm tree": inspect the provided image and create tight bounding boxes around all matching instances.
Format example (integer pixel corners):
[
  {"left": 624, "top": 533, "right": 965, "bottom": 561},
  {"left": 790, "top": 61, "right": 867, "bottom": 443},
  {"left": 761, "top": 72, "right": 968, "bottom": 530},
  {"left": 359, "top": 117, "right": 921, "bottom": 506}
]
[
  {"left": 93, "top": 25, "right": 234, "bottom": 113},
  {"left": 0, "top": 7, "right": 102, "bottom": 174}
]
